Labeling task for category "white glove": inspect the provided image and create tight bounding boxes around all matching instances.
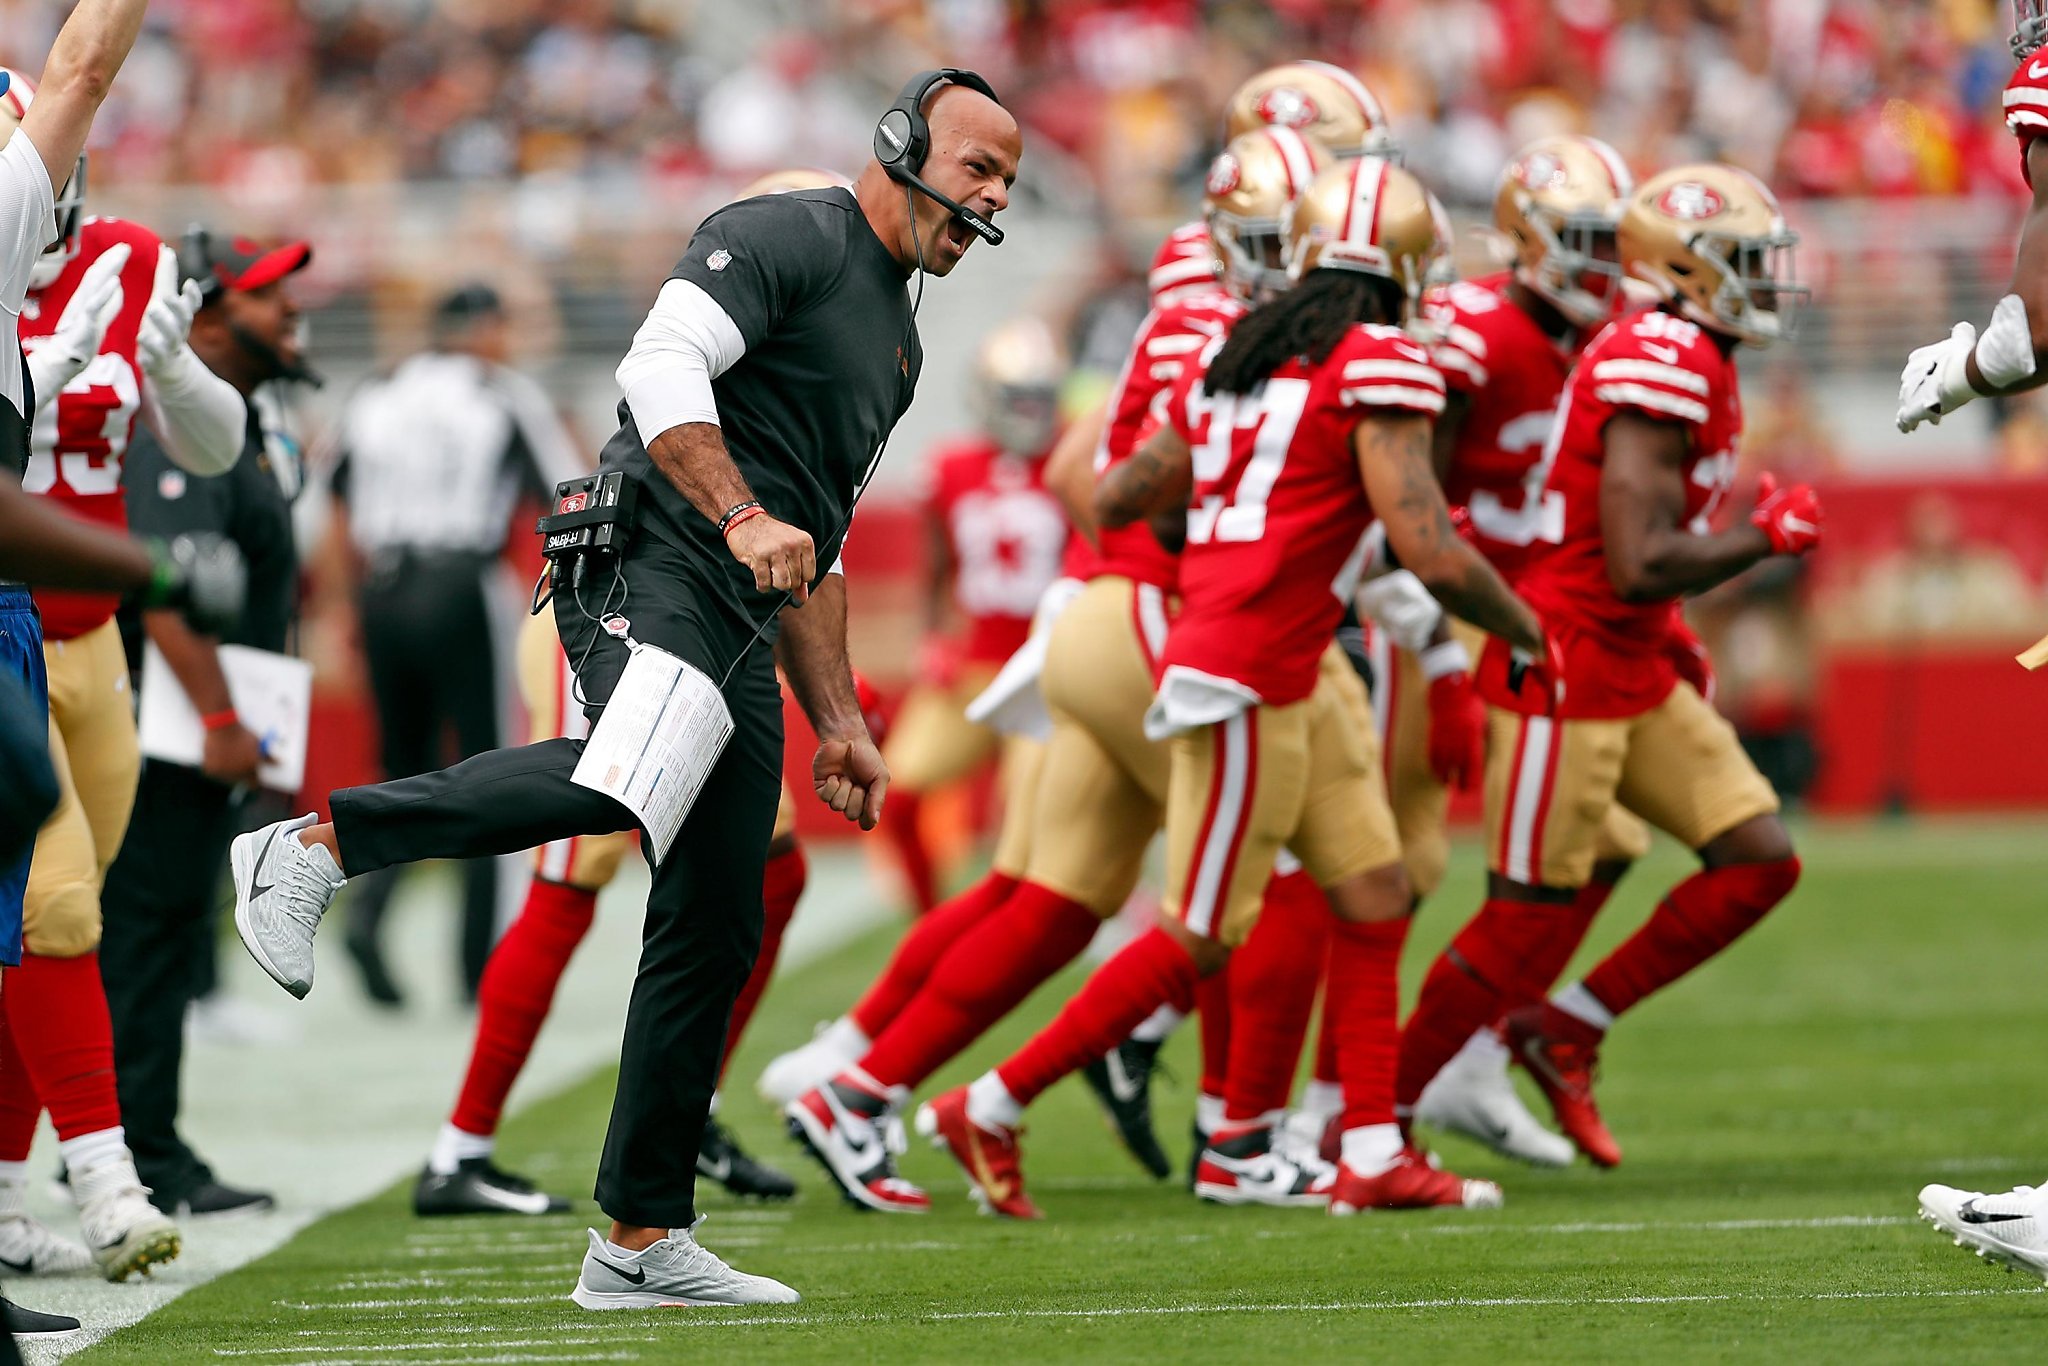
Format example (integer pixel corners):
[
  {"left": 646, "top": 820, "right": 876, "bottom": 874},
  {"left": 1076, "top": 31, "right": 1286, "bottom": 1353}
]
[
  {"left": 1354, "top": 569, "right": 1444, "bottom": 654},
  {"left": 137, "top": 243, "right": 204, "bottom": 376},
  {"left": 24, "top": 242, "right": 128, "bottom": 407},
  {"left": 1897, "top": 321, "right": 1981, "bottom": 433}
]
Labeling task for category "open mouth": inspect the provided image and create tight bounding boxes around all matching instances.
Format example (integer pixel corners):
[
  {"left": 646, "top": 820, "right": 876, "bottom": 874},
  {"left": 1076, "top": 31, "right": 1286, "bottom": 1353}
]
[{"left": 943, "top": 217, "right": 976, "bottom": 254}]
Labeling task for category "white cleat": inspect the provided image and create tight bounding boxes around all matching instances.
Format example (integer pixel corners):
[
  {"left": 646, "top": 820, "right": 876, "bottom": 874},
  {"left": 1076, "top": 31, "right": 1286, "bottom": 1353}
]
[
  {"left": 0, "top": 1195, "right": 93, "bottom": 1276},
  {"left": 756, "top": 1020, "right": 864, "bottom": 1108},
  {"left": 231, "top": 813, "right": 346, "bottom": 1000},
  {"left": 1918, "top": 1181, "right": 2048, "bottom": 1283},
  {"left": 1416, "top": 1030, "right": 1574, "bottom": 1168},
  {"left": 1193, "top": 1124, "right": 1339, "bottom": 1208},
  {"left": 73, "top": 1156, "right": 180, "bottom": 1282},
  {"left": 570, "top": 1221, "right": 799, "bottom": 1308}
]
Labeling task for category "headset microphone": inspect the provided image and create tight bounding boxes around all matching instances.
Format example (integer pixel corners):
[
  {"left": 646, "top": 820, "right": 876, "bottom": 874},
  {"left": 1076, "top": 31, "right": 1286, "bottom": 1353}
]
[
  {"left": 874, "top": 68, "right": 1007, "bottom": 252},
  {"left": 898, "top": 166, "right": 1004, "bottom": 246}
]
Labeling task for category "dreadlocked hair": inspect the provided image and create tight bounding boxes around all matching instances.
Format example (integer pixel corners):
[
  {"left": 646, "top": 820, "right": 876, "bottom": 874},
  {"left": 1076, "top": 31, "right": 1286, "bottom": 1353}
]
[{"left": 1204, "top": 270, "right": 1408, "bottom": 396}]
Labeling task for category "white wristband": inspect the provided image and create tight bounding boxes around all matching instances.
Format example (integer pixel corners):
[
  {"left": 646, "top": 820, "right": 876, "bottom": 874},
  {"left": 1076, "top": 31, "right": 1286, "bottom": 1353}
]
[
  {"left": 1977, "top": 293, "right": 2040, "bottom": 391},
  {"left": 1419, "top": 639, "right": 1471, "bottom": 682}
]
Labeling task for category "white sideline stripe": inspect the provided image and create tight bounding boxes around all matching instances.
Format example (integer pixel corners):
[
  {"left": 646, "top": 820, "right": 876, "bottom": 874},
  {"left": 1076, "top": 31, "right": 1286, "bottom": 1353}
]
[
  {"left": 279, "top": 1296, "right": 563, "bottom": 1310},
  {"left": 611, "top": 1287, "right": 2039, "bottom": 1330},
  {"left": 215, "top": 1338, "right": 654, "bottom": 1357},
  {"left": 302, "top": 1357, "right": 635, "bottom": 1366}
]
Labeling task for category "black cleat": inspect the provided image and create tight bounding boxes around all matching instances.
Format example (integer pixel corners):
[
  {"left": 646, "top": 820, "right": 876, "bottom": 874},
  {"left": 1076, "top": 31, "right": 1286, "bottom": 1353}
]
[
  {"left": 163, "top": 1179, "right": 276, "bottom": 1219},
  {"left": 344, "top": 923, "right": 405, "bottom": 1009},
  {"left": 697, "top": 1118, "right": 796, "bottom": 1201},
  {"left": 3, "top": 1297, "right": 80, "bottom": 1337},
  {"left": 1082, "top": 1037, "right": 1171, "bottom": 1179},
  {"left": 412, "top": 1159, "right": 568, "bottom": 1217},
  {"left": 1185, "top": 1117, "right": 1212, "bottom": 1191}
]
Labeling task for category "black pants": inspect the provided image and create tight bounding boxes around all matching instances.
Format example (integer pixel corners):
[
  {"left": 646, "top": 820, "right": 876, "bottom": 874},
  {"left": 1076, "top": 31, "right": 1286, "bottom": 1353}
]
[
  {"left": 331, "top": 535, "right": 782, "bottom": 1227},
  {"left": 354, "top": 552, "right": 503, "bottom": 996},
  {"left": 100, "top": 761, "right": 239, "bottom": 1204}
]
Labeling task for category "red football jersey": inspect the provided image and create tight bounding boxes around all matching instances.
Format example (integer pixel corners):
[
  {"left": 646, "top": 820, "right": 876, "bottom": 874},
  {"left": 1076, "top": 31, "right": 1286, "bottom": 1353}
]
[
  {"left": 1498, "top": 305, "right": 1742, "bottom": 719},
  {"left": 1148, "top": 219, "right": 1218, "bottom": 306},
  {"left": 1161, "top": 324, "right": 1447, "bottom": 706},
  {"left": 1085, "top": 290, "right": 1247, "bottom": 593},
  {"left": 1425, "top": 273, "right": 1578, "bottom": 582},
  {"left": 924, "top": 438, "right": 1069, "bottom": 663},
  {"left": 2006, "top": 56, "right": 2048, "bottom": 179},
  {"left": 20, "top": 217, "right": 164, "bottom": 640}
]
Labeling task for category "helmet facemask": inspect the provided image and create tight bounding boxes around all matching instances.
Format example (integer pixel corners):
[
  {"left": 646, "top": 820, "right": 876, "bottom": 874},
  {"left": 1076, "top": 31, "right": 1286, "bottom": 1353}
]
[
  {"left": 980, "top": 380, "right": 1060, "bottom": 457},
  {"left": 26, "top": 154, "right": 86, "bottom": 292},
  {"left": 1519, "top": 200, "right": 1626, "bottom": 329},
  {"left": 1684, "top": 228, "right": 1809, "bottom": 347},
  {"left": 2016, "top": 0, "right": 2048, "bottom": 57},
  {"left": 1211, "top": 210, "right": 1291, "bottom": 303}
]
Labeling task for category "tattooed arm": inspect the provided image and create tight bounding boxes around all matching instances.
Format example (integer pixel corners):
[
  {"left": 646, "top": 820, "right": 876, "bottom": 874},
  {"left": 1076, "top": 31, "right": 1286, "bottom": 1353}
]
[
  {"left": 1601, "top": 413, "right": 1770, "bottom": 602},
  {"left": 1354, "top": 413, "right": 1543, "bottom": 654},
  {"left": 1094, "top": 423, "right": 1193, "bottom": 530}
]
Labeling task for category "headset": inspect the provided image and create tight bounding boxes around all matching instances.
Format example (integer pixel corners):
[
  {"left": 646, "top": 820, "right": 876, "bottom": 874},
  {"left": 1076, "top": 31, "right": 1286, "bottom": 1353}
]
[{"left": 873, "top": 68, "right": 1006, "bottom": 248}]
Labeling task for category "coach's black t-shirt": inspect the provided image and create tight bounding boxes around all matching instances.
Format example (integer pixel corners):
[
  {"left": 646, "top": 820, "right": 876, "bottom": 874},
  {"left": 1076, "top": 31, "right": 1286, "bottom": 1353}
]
[{"left": 598, "top": 187, "right": 921, "bottom": 631}]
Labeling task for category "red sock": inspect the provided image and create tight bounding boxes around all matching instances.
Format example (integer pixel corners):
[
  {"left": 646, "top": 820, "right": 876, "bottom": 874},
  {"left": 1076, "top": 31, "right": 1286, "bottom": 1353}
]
[
  {"left": 1312, "top": 982, "right": 1339, "bottom": 1090},
  {"left": 848, "top": 872, "right": 1018, "bottom": 1038},
  {"left": 0, "top": 1008, "right": 41, "bottom": 1161},
  {"left": 722, "top": 844, "right": 808, "bottom": 1076},
  {"left": 1580, "top": 859, "right": 1800, "bottom": 1018},
  {"left": 1195, "top": 968, "right": 1231, "bottom": 1100},
  {"left": 996, "top": 926, "right": 1199, "bottom": 1108},
  {"left": 1501, "top": 878, "right": 1616, "bottom": 1012},
  {"left": 449, "top": 880, "right": 598, "bottom": 1136},
  {"left": 4, "top": 952, "right": 119, "bottom": 1141},
  {"left": 883, "top": 790, "right": 939, "bottom": 914},
  {"left": 859, "top": 881, "right": 1100, "bottom": 1090},
  {"left": 1326, "top": 918, "right": 1409, "bottom": 1134},
  {"left": 1222, "top": 870, "right": 1331, "bottom": 1123}
]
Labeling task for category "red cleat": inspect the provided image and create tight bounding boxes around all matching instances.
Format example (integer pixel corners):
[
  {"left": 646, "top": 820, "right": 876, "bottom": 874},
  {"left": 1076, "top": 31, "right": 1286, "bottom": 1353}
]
[
  {"left": 1502, "top": 1004, "right": 1622, "bottom": 1168},
  {"left": 1328, "top": 1145, "right": 1503, "bottom": 1214},
  {"left": 914, "top": 1087, "right": 1042, "bottom": 1219}
]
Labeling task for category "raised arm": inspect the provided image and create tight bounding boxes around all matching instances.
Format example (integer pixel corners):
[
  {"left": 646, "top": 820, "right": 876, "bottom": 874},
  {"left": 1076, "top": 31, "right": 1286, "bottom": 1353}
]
[
  {"left": 775, "top": 574, "right": 887, "bottom": 829},
  {"left": 1355, "top": 412, "right": 1542, "bottom": 656},
  {"left": 18, "top": 0, "right": 149, "bottom": 191},
  {"left": 1043, "top": 398, "right": 1107, "bottom": 546}
]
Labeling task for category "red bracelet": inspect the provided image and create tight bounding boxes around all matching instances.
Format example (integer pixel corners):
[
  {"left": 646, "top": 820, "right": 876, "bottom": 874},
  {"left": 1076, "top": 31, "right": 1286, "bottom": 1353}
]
[
  {"left": 721, "top": 505, "right": 767, "bottom": 540},
  {"left": 201, "top": 708, "right": 240, "bottom": 732}
]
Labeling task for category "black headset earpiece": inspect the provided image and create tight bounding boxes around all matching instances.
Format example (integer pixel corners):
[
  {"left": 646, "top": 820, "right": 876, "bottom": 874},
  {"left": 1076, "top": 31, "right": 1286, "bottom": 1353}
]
[{"left": 873, "top": 68, "right": 1007, "bottom": 249}]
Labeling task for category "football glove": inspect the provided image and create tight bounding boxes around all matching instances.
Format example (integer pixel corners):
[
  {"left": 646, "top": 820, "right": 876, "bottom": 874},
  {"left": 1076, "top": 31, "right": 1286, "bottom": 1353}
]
[
  {"left": 1749, "top": 472, "right": 1823, "bottom": 556},
  {"left": 24, "top": 242, "right": 128, "bottom": 406},
  {"left": 1667, "top": 620, "right": 1716, "bottom": 706},
  {"left": 1425, "top": 669, "right": 1485, "bottom": 791},
  {"left": 1505, "top": 632, "right": 1566, "bottom": 715},
  {"left": 1896, "top": 321, "right": 1981, "bottom": 433}
]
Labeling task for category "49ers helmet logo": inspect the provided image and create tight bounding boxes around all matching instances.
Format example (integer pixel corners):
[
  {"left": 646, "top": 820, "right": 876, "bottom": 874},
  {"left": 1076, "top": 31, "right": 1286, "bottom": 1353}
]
[
  {"left": 1255, "top": 86, "right": 1319, "bottom": 130},
  {"left": 1656, "top": 181, "right": 1726, "bottom": 221},
  {"left": 1514, "top": 151, "right": 1566, "bottom": 191},
  {"left": 1206, "top": 153, "right": 1243, "bottom": 197}
]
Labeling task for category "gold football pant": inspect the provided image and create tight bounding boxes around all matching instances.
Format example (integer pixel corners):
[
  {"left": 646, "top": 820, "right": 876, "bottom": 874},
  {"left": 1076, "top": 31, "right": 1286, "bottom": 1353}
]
[{"left": 25, "top": 620, "right": 139, "bottom": 957}]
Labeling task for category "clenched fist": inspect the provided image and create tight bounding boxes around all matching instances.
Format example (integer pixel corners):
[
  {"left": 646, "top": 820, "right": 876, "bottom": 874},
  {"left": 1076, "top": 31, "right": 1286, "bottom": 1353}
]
[
  {"left": 726, "top": 513, "right": 816, "bottom": 604},
  {"left": 813, "top": 733, "right": 889, "bottom": 830}
]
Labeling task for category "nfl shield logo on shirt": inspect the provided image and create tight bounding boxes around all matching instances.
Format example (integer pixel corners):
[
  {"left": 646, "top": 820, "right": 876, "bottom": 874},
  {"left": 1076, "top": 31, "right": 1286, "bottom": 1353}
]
[{"left": 707, "top": 250, "right": 732, "bottom": 272}]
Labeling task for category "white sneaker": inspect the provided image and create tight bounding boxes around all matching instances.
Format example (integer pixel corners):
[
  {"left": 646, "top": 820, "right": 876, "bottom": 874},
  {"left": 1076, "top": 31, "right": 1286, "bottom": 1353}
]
[
  {"left": 72, "top": 1155, "right": 180, "bottom": 1281},
  {"left": 1919, "top": 1181, "right": 2048, "bottom": 1282},
  {"left": 0, "top": 1188, "right": 93, "bottom": 1276},
  {"left": 757, "top": 1020, "right": 863, "bottom": 1107},
  {"left": 570, "top": 1220, "right": 799, "bottom": 1308},
  {"left": 1193, "top": 1123, "right": 1339, "bottom": 1208},
  {"left": 231, "top": 813, "right": 346, "bottom": 1000},
  {"left": 1415, "top": 1030, "right": 1574, "bottom": 1168}
]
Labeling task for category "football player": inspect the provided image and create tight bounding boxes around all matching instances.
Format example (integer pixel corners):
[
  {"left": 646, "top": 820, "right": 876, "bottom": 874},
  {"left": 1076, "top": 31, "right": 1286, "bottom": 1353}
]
[
  {"left": 1, "top": 66, "right": 248, "bottom": 1282},
  {"left": 1477, "top": 165, "right": 1818, "bottom": 1169},
  {"left": 878, "top": 317, "right": 1068, "bottom": 914},
  {"left": 777, "top": 128, "right": 1333, "bottom": 1213},
  {"left": 409, "top": 170, "right": 849, "bottom": 1216},
  {"left": 1907, "top": 1, "right": 2048, "bottom": 1279},
  {"left": 1392, "top": 135, "right": 1654, "bottom": 1168},
  {"left": 922, "top": 157, "right": 1543, "bottom": 1217}
]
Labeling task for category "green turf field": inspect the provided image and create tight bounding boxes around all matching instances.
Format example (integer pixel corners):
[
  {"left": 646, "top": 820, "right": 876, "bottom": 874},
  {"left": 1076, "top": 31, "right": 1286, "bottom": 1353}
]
[{"left": 80, "top": 819, "right": 2048, "bottom": 1364}]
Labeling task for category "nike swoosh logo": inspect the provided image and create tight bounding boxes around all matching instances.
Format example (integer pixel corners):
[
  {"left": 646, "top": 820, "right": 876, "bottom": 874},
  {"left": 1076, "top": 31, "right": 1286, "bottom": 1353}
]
[
  {"left": 1104, "top": 1052, "right": 1143, "bottom": 1105},
  {"left": 1783, "top": 516, "right": 1816, "bottom": 536},
  {"left": 1643, "top": 342, "right": 1681, "bottom": 364},
  {"left": 249, "top": 827, "right": 281, "bottom": 902},
  {"left": 1518, "top": 1035, "right": 1575, "bottom": 1097},
  {"left": 1961, "top": 1203, "right": 2029, "bottom": 1224},
  {"left": 598, "top": 1258, "right": 647, "bottom": 1285},
  {"left": 0, "top": 1254, "right": 32, "bottom": 1274},
  {"left": 698, "top": 1154, "right": 732, "bottom": 1182}
]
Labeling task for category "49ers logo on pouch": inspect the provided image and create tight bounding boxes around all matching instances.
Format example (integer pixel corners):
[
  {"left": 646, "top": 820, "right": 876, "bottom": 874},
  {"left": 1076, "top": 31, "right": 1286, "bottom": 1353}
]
[
  {"left": 556, "top": 491, "right": 590, "bottom": 514},
  {"left": 1657, "top": 181, "right": 1726, "bottom": 221},
  {"left": 1206, "top": 153, "right": 1243, "bottom": 197},
  {"left": 1255, "top": 86, "right": 1319, "bottom": 130}
]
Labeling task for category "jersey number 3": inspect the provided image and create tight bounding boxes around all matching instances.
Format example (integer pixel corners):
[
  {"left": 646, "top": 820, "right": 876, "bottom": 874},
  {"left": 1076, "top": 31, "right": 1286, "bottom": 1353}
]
[
  {"left": 22, "top": 354, "right": 142, "bottom": 498},
  {"left": 1187, "top": 378, "right": 1310, "bottom": 545}
]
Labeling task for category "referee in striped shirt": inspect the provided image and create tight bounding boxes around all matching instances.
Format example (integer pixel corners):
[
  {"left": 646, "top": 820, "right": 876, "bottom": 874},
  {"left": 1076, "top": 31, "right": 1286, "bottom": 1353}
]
[{"left": 328, "top": 285, "right": 583, "bottom": 1005}]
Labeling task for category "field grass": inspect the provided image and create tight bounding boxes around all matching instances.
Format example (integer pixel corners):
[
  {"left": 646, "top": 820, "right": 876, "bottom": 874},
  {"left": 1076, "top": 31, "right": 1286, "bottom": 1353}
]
[{"left": 79, "top": 818, "right": 2048, "bottom": 1364}]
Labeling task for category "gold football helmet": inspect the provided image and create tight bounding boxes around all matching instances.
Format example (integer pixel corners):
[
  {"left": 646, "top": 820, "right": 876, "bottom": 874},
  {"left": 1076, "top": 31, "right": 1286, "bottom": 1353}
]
[
  {"left": 1225, "top": 61, "right": 1399, "bottom": 161},
  {"left": 0, "top": 67, "right": 87, "bottom": 289},
  {"left": 1205, "top": 127, "right": 1333, "bottom": 300},
  {"left": 1284, "top": 157, "right": 1446, "bottom": 321},
  {"left": 1495, "top": 134, "right": 1634, "bottom": 328},
  {"left": 1620, "top": 164, "right": 1808, "bottom": 347},
  {"left": 972, "top": 316, "right": 1066, "bottom": 457},
  {"left": 2015, "top": 0, "right": 2047, "bottom": 57},
  {"left": 736, "top": 167, "right": 852, "bottom": 198}
]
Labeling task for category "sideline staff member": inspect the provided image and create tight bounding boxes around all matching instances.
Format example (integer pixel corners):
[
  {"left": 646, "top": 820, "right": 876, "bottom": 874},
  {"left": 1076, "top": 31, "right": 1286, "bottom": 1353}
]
[{"left": 230, "top": 71, "right": 1022, "bottom": 1307}]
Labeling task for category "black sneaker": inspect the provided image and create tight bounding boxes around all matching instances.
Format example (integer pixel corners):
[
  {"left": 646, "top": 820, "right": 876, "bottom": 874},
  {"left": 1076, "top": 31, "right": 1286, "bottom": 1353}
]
[
  {"left": 1185, "top": 1118, "right": 1211, "bottom": 1191},
  {"left": 168, "top": 1180, "right": 276, "bottom": 1219},
  {"left": 3, "top": 1296, "right": 80, "bottom": 1337},
  {"left": 1081, "top": 1037, "right": 1171, "bottom": 1179},
  {"left": 412, "top": 1159, "right": 567, "bottom": 1216},
  {"left": 697, "top": 1118, "right": 796, "bottom": 1201},
  {"left": 343, "top": 923, "right": 405, "bottom": 1009}
]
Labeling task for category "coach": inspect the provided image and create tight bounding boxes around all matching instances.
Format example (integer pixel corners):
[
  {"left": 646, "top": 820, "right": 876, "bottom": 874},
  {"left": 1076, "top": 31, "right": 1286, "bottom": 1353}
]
[{"left": 231, "top": 70, "right": 1021, "bottom": 1306}]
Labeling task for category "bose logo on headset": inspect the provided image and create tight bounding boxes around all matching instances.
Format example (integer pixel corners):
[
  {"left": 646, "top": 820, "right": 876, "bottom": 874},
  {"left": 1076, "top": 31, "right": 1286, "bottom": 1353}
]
[{"left": 873, "top": 68, "right": 1006, "bottom": 248}]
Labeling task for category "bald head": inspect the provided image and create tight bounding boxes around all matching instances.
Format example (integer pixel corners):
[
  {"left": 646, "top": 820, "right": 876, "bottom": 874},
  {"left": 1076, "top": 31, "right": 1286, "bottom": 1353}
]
[{"left": 856, "top": 79, "right": 1022, "bottom": 277}]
